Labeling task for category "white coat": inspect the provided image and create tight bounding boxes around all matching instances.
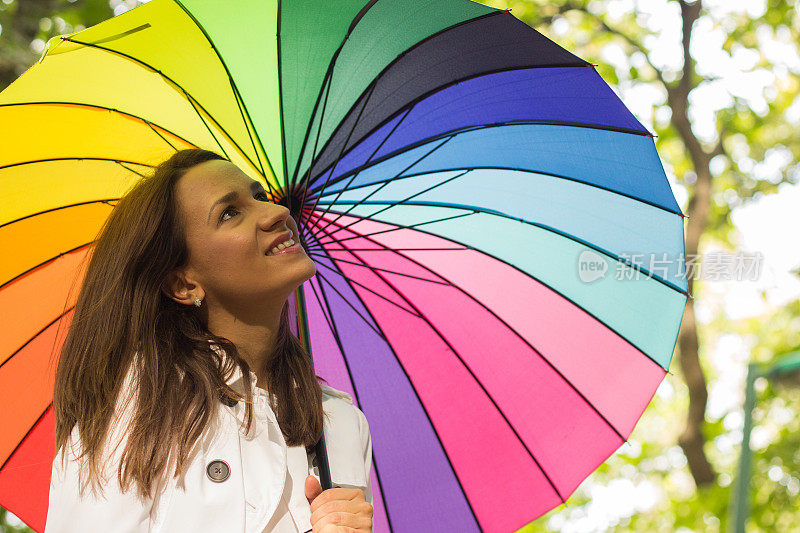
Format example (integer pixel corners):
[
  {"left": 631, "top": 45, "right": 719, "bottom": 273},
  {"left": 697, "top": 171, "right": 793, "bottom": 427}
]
[{"left": 43, "top": 360, "right": 373, "bottom": 533}]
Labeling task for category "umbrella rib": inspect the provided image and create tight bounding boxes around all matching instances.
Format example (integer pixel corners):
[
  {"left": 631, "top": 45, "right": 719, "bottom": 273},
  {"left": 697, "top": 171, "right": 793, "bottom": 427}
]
[
  {"left": 311, "top": 113, "right": 653, "bottom": 190},
  {"left": 305, "top": 54, "right": 654, "bottom": 185},
  {"left": 168, "top": 1, "right": 278, "bottom": 181},
  {"left": 289, "top": 0, "right": 383, "bottom": 185},
  {"left": 297, "top": 208, "right": 315, "bottom": 252},
  {"left": 306, "top": 250, "right": 450, "bottom": 287},
  {"left": 317, "top": 214, "right": 679, "bottom": 372},
  {"left": 189, "top": 81, "right": 278, "bottom": 199},
  {"left": 181, "top": 90, "right": 236, "bottom": 164},
  {"left": 316, "top": 200, "right": 689, "bottom": 298},
  {"left": 296, "top": 69, "right": 336, "bottom": 214},
  {"left": 0, "top": 155, "right": 152, "bottom": 173},
  {"left": 318, "top": 162, "right": 686, "bottom": 220},
  {"left": 309, "top": 255, "right": 426, "bottom": 318},
  {"left": 288, "top": 38, "right": 332, "bottom": 186},
  {"left": 315, "top": 216, "right": 659, "bottom": 441},
  {"left": 181, "top": 94, "right": 273, "bottom": 195},
  {"left": 0, "top": 314, "right": 75, "bottom": 472},
  {"left": 313, "top": 169, "right": 472, "bottom": 243},
  {"left": 314, "top": 219, "right": 636, "bottom": 504},
  {"left": 225, "top": 75, "right": 270, "bottom": 189},
  {"left": 0, "top": 101, "right": 199, "bottom": 156},
  {"left": 303, "top": 79, "right": 382, "bottom": 235},
  {"left": 309, "top": 240, "right": 479, "bottom": 530},
  {"left": 297, "top": 72, "right": 350, "bottom": 228},
  {"left": 310, "top": 134, "right": 453, "bottom": 237},
  {"left": 307, "top": 122, "right": 680, "bottom": 217},
  {"left": 0, "top": 305, "right": 74, "bottom": 373},
  {"left": 310, "top": 207, "right": 475, "bottom": 248},
  {"left": 144, "top": 121, "right": 178, "bottom": 151},
  {"left": 306, "top": 156, "right": 691, "bottom": 297},
  {"left": 316, "top": 218, "right": 664, "bottom": 438},
  {"left": 310, "top": 218, "right": 567, "bottom": 507},
  {"left": 276, "top": 0, "right": 289, "bottom": 198},
  {"left": 0, "top": 242, "right": 93, "bottom": 291},
  {"left": 0, "top": 197, "right": 119, "bottom": 229},
  {"left": 298, "top": 10, "right": 523, "bottom": 179},
  {"left": 0, "top": 402, "right": 53, "bottom": 473},
  {"left": 115, "top": 160, "right": 149, "bottom": 178},
  {"left": 309, "top": 272, "right": 396, "bottom": 533},
  {"left": 311, "top": 97, "right": 651, "bottom": 182},
  {"left": 55, "top": 37, "right": 273, "bottom": 185},
  {"left": 306, "top": 103, "right": 414, "bottom": 238},
  {"left": 307, "top": 246, "right": 470, "bottom": 252},
  {"left": 310, "top": 269, "right": 387, "bottom": 342},
  {"left": 0, "top": 158, "right": 152, "bottom": 207},
  {"left": 306, "top": 276, "right": 339, "bottom": 343},
  {"left": 306, "top": 208, "right": 475, "bottom": 254}
]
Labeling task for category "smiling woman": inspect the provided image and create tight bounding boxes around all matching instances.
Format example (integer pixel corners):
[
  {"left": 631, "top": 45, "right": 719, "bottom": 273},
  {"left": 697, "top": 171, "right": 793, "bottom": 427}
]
[
  {"left": 44, "top": 149, "right": 374, "bottom": 533},
  {"left": 168, "top": 156, "right": 319, "bottom": 356}
]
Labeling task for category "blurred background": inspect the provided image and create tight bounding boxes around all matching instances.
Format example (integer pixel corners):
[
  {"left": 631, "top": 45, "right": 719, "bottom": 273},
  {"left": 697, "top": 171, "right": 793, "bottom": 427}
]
[{"left": 1, "top": 0, "right": 797, "bottom": 531}]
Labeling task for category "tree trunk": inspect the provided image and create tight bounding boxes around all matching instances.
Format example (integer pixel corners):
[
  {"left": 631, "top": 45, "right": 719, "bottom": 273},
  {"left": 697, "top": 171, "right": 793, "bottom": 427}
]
[
  {"left": 676, "top": 163, "right": 716, "bottom": 486},
  {"left": 670, "top": 0, "right": 717, "bottom": 487}
]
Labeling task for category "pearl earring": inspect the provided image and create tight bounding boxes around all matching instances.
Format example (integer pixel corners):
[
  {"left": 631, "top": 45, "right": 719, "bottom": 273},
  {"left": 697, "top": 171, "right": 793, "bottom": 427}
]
[{"left": 194, "top": 296, "right": 202, "bottom": 307}]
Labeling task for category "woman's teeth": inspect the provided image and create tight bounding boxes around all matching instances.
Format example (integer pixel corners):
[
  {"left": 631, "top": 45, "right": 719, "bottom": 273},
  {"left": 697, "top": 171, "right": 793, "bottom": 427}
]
[{"left": 267, "top": 238, "right": 295, "bottom": 256}]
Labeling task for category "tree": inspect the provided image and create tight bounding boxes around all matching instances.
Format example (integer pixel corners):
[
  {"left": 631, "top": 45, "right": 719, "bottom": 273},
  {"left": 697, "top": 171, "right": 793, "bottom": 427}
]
[
  {"left": 2, "top": 0, "right": 798, "bottom": 530},
  {"left": 484, "top": 0, "right": 799, "bottom": 490},
  {"left": 0, "top": 0, "right": 116, "bottom": 91}
]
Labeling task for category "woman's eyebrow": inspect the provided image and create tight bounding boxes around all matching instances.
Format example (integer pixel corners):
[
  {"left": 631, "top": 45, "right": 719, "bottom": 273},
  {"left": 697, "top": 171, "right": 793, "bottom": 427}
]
[{"left": 207, "top": 181, "right": 265, "bottom": 223}]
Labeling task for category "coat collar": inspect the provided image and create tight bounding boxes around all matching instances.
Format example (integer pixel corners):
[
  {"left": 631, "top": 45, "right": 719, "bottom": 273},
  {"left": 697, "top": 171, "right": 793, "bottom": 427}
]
[
  {"left": 209, "top": 342, "right": 355, "bottom": 405},
  {"left": 210, "top": 343, "right": 268, "bottom": 406}
]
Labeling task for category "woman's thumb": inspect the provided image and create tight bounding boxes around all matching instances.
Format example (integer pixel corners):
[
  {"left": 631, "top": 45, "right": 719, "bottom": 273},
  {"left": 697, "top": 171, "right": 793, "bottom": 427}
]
[{"left": 305, "top": 474, "right": 323, "bottom": 504}]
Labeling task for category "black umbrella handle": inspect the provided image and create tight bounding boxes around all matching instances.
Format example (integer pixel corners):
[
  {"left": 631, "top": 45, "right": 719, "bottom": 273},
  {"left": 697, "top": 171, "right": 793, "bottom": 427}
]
[
  {"left": 312, "top": 430, "right": 334, "bottom": 490},
  {"left": 294, "top": 284, "right": 334, "bottom": 492}
]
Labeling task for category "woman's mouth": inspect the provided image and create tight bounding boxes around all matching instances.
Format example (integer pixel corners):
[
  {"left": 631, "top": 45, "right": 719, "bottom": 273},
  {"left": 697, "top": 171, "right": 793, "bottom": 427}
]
[{"left": 265, "top": 238, "right": 302, "bottom": 256}]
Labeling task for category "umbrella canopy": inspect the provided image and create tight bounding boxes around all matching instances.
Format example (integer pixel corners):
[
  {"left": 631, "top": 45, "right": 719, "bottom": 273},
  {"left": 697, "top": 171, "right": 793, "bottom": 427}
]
[{"left": 0, "top": 0, "right": 687, "bottom": 531}]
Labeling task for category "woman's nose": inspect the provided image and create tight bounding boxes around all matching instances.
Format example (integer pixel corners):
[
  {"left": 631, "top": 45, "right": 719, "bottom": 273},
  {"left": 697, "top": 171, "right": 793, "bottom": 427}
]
[{"left": 258, "top": 203, "right": 291, "bottom": 233}]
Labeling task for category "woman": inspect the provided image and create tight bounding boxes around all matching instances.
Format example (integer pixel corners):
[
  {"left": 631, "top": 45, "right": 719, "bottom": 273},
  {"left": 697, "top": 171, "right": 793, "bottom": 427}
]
[{"left": 44, "top": 149, "right": 374, "bottom": 532}]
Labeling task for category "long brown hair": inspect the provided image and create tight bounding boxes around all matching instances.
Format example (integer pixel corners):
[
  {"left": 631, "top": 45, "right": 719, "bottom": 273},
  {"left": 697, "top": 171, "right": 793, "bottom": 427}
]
[{"left": 53, "top": 148, "right": 325, "bottom": 500}]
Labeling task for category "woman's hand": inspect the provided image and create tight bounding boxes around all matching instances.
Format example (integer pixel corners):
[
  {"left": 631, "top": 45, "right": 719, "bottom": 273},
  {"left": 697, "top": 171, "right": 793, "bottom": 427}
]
[{"left": 305, "top": 475, "right": 373, "bottom": 532}]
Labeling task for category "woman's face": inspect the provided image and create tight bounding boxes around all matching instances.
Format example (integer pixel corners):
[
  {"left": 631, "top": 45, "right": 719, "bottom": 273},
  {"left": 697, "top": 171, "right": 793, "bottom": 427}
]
[{"left": 170, "top": 159, "right": 316, "bottom": 311}]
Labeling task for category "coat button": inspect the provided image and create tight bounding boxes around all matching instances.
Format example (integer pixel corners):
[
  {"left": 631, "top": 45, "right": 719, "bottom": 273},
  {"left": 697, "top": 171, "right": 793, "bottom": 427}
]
[{"left": 206, "top": 460, "right": 230, "bottom": 483}]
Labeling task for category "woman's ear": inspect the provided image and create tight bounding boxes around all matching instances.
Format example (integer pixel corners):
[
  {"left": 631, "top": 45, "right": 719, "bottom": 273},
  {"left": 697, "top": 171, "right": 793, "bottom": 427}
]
[{"left": 161, "top": 268, "right": 203, "bottom": 306}]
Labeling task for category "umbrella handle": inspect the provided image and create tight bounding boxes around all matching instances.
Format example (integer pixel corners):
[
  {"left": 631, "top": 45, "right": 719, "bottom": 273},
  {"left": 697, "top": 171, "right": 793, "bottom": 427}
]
[
  {"left": 313, "top": 430, "right": 334, "bottom": 490},
  {"left": 293, "top": 284, "right": 333, "bottom": 490}
]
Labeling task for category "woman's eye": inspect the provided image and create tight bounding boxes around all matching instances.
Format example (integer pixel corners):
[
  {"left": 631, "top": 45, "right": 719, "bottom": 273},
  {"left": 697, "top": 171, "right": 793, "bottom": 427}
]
[
  {"left": 219, "top": 191, "right": 269, "bottom": 223},
  {"left": 220, "top": 206, "right": 238, "bottom": 222}
]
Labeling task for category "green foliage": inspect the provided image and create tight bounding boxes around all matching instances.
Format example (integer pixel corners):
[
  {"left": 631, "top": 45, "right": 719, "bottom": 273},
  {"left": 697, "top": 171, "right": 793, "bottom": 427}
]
[
  {"left": 513, "top": 299, "right": 800, "bottom": 532},
  {"left": 1, "top": 0, "right": 798, "bottom": 531},
  {"left": 0, "top": 0, "right": 115, "bottom": 90},
  {"left": 0, "top": 506, "right": 33, "bottom": 532},
  {"left": 479, "top": 1, "right": 800, "bottom": 531},
  {"left": 489, "top": 0, "right": 800, "bottom": 250}
]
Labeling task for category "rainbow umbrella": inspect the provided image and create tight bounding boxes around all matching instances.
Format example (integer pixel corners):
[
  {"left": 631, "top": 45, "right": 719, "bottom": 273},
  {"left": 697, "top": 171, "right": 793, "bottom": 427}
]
[{"left": 0, "top": 0, "right": 688, "bottom": 531}]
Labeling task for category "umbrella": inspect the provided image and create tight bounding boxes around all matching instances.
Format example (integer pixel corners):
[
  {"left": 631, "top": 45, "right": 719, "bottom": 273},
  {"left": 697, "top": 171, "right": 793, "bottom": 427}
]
[{"left": 0, "top": 0, "right": 688, "bottom": 531}]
